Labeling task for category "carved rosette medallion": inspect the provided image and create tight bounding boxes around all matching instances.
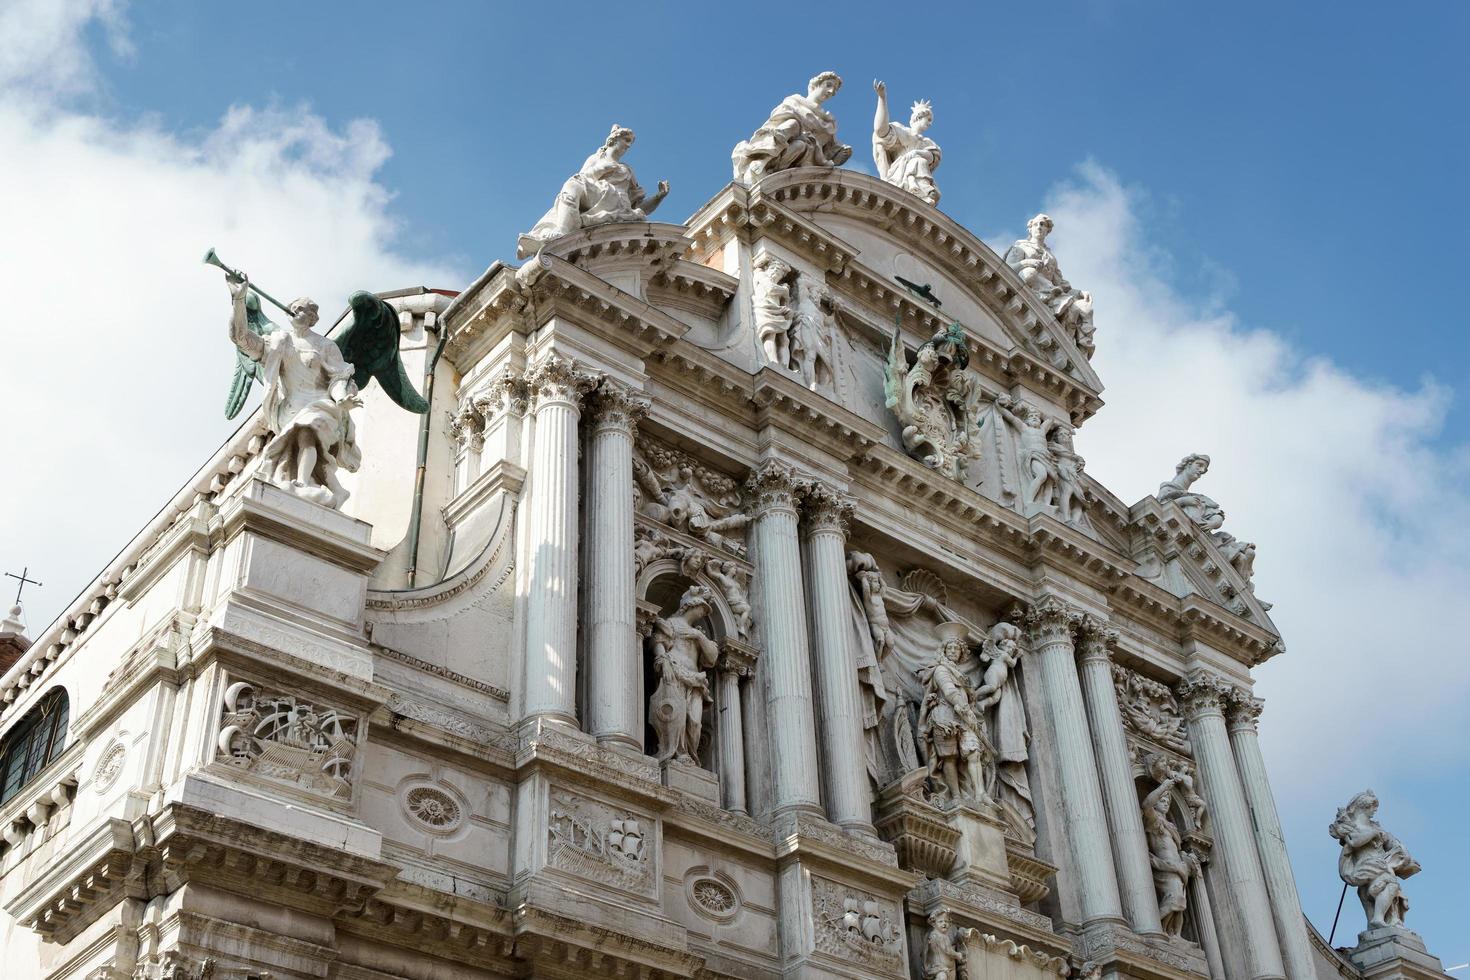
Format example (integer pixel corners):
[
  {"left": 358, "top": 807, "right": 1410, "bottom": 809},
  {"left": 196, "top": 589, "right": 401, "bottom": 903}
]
[
  {"left": 92, "top": 739, "right": 127, "bottom": 795},
  {"left": 214, "top": 680, "right": 359, "bottom": 800},
  {"left": 400, "top": 780, "right": 468, "bottom": 835},
  {"left": 526, "top": 355, "right": 601, "bottom": 410},
  {"left": 1225, "top": 689, "right": 1264, "bottom": 733},
  {"left": 684, "top": 867, "right": 742, "bottom": 923},
  {"left": 1176, "top": 672, "right": 1234, "bottom": 720},
  {"left": 800, "top": 482, "right": 854, "bottom": 537},
  {"left": 547, "top": 788, "right": 655, "bottom": 896},
  {"left": 810, "top": 876, "right": 903, "bottom": 971}
]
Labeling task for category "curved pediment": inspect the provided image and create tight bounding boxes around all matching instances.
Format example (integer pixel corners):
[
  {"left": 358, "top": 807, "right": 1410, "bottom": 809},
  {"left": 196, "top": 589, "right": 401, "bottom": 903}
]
[{"left": 749, "top": 169, "right": 1103, "bottom": 398}]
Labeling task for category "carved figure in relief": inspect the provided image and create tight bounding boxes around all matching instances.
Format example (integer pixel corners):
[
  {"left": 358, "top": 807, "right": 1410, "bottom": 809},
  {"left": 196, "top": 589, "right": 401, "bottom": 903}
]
[
  {"left": 884, "top": 322, "right": 985, "bottom": 481},
  {"left": 633, "top": 443, "right": 749, "bottom": 554},
  {"left": 706, "top": 560, "right": 753, "bottom": 638},
  {"left": 1048, "top": 424, "right": 1089, "bottom": 527},
  {"left": 1004, "top": 213, "right": 1096, "bottom": 358},
  {"left": 993, "top": 396, "right": 1064, "bottom": 514},
  {"left": 216, "top": 681, "right": 357, "bottom": 799},
  {"left": 1141, "top": 774, "right": 1193, "bottom": 937},
  {"left": 647, "top": 586, "right": 721, "bottom": 765},
  {"left": 1146, "top": 753, "right": 1207, "bottom": 830},
  {"left": 518, "top": 125, "right": 669, "bottom": 255},
  {"left": 917, "top": 622, "right": 995, "bottom": 805},
  {"left": 791, "top": 274, "right": 835, "bottom": 392},
  {"left": 1212, "top": 530, "right": 1257, "bottom": 584},
  {"left": 973, "top": 622, "right": 1035, "bottom": 841},
  {"left": 871, "top": 80, "right": 942, "bottom": 205},
  {"left": 752, "top": 253, "right": 796, "bottom": 368},
  {"left": 1329, "top": 789, "right": 1420, "bottom": 929},
  {"left": 1113, "top": 665, "right": 1190, "bottom": 751},
  {"left": 732, "top": 71, "right": 852, "bottom": 184},
  {"left": 921, "top": 909, "right": 971, "bottom": 980}
]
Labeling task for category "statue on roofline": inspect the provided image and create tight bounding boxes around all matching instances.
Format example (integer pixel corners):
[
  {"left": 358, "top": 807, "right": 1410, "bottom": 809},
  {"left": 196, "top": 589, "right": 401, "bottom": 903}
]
[
  {"left": 732, "top": 71, "right": 852, "bottom": 184},
  {"left": 208, "top": 248, "right": 428, "bottom": 510},
  {"left": 1004, "top": 213, "right": 1095, "bottom": 358},
  {"left": 1330, "top": 789, "right": 1420, "bottom": 931},
  {"left": 872, "top": 80, "right": 941, "bottom": 205},
  {"left": 518, "top": 124, "right": 669, "bottom": 257}
]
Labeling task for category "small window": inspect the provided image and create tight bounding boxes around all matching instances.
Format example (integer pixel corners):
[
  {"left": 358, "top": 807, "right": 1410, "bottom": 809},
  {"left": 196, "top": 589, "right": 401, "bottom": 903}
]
[{"left": 0, "top": 688, "right": 69, "bottom": 805}]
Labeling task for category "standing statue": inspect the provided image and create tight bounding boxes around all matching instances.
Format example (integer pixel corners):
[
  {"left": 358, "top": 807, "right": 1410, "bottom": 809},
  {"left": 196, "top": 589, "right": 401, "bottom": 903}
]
[
  {"left": 972, "top": 622, "right": 1035, "bottom": 842},
  {"left": 1004, "top": 214, "right": 1095, "bottom": 358},
  {"left": 993, "top": 396, "right": 1062, "bottom": 514},
  {"left": 1141, "top": 775, "right": 1193, "bottom": 937},
  {"left": 917, "top": 622, "right": 994, "bottom": 805},
  {"left": 752, "top": 253, "right": 796, "bottom": 369},
  {"left": 791, "top": 274, "right": 835, "bottom": 392},
  {"left": 921, "top": 909, "right": 971, "bottom": 980},
  {"left": 647, "top": 585, "right": 721, "bottom": 765},
  {"left": 732, "top": 72, "right": 852, "bottom": 184},
  {"left": 1329, "top": 789, "right": 1420, "bottom": 930},
  {"left": 706, "top": 560, "right": 752, "bottom": 638},
  {"left": 213, "top": 250, "right": 428, "bottom": 510},
  {"left": 1048, "top": 424, "right": 1089, "bottom": 527},
  {"left": 884, "top": 322, "right": 985, "bottom": 481},
  {"left": 871, "top": 80, "right": 941, "bottom": 205},
  {"left": 518, "top": 125, "right": 669, "bottom": 256}
]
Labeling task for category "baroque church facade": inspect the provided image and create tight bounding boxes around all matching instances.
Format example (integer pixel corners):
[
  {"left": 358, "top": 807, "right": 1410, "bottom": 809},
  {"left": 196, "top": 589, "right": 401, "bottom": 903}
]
[{"left": 0, "top": 73, "right": 1448, "bottom": 980}]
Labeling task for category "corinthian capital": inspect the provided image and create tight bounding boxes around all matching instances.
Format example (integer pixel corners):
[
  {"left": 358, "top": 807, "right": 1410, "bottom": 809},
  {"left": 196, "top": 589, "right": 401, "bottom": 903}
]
[
  {"left": 745, "top": 460, "right": 806, "bottom": 516},
  {"left": 473, "top": 367, "right": 531, "bottom": 423},
  {"left": 1225, "top": 689, "right": 1264, "bottom": 732},
  {"left": 1025, "top": 594, "right": 1080, "bottom": 647},
  {"left": 588, "top": 382, "right": 649, "bottom": 435},
  {"left": 800, "top": 482, "right": 854, "bottom": 536},
  {"left": 526, "top": 355, "right": 601, "bottom": 407},
  {"left": 1075, "top": 614, "right": 1118, "bottom": 664},
  {"left": 1176, "top": 671, "right": 1234, "bottom": 719}
]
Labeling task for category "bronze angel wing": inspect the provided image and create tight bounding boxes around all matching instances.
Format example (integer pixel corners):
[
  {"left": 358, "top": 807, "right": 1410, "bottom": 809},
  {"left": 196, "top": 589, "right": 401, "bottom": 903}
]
[
  {"left": 225, "top": 292, "right": 276, "bottom": 420},
  {"left": 335, "top": 291, "right": 429, "bottom": 413}
]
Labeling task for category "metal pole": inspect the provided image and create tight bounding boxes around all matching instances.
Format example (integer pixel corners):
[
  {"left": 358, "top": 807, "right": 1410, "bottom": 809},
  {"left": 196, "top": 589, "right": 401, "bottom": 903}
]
[{"left": 1327, "top": 881, "right": 1349, "bottom": 945}]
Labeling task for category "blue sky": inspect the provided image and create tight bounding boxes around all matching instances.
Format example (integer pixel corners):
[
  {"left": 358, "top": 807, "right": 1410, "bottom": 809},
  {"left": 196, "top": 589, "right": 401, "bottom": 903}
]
[{"left": 1, "top": 0, "right": 1466, "bottom": 964}]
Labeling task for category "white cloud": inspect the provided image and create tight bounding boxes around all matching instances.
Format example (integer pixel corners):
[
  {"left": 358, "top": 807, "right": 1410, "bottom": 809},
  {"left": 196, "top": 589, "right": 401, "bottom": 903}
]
[
  {"left": 0, "top": 0, "right": 131, "bottom": 98},
  {"left": 0, "top": 3, "right": 463, "bottom": 634}
]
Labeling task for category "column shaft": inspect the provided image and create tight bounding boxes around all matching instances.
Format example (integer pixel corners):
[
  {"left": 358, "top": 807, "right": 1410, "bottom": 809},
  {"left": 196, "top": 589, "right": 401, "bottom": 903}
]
[
  {"left": 1077, "top": 619, "right": 1165, "bottom": 935},
  {"left": 1227, "top": 695, "right": 1316, "bottom": 980},
  {"left": 717, "top": 666, "right": 747, "bottom": 814},
  {"left": 1190, "top": 853, "right": 1229, "bottom": 980},
  {"left": 521, "top": 358, "right": 596, "bottom": 724},
  {"left": 802, "top": 488, "right": 872, "bottom": 832},
  {"left": 1180, "top": 674, "right": 1285, "bottom": 980},
  {"left": 584, "top": 387, "right": 646, "bottom": 748},
  {"left": 747, "top": 462, "right": 822, "bottom": 816},
  {"left": 1025, "top": 597, "right": 1124, "bottom": 926}
]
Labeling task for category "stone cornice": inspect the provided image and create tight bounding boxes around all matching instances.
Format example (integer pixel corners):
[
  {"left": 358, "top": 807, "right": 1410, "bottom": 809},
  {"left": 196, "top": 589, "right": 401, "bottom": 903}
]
[
  {"left": 751, "top": 367, "right": 888, "bottom": 465},
  {"left": 531, "top": 220, "right": 691, "bottom": 270},
  {"left": 685, "top": 180, "right": 857, "bottom": 274},
  {"left": 645, "top": 258, "right": 739, "bottom": 321}
]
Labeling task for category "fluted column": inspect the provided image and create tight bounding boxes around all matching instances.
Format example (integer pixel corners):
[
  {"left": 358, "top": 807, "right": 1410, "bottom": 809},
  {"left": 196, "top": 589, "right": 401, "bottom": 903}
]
[
  {"left": 746, "top": 461, "right": 822, "bottom": 817},
  {"left": 1076, "top": 617, "right": 1164, "bottom": 936},
  {"left": 1187, "top": 842, "right": 1229, "bottom": 980},
  {"left": 521, "top": 356, "right": 599, "bottom": 725},
  {"left": 584, "top": 384, "right": 648, "bottom": 749},
  {"left": 1025, "top": 596, "right": 1124, "bottom": 926},
  {"left": 1226, "top": 692, "right": 1315, "bottom": 980},
  {"left": 1179, "top": 673, "right": 1285, "bottom": 980},
  {"left": 801, "top": 485, "right": 872, "bottom": 833},
  {"left": 717, "top": 644, "right": 754, "bottom": 815}
]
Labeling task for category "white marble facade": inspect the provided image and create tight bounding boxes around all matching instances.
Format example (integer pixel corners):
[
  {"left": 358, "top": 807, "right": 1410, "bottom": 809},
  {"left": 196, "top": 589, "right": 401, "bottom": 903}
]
[{"left": 0, "top": 82, "right": 1443, "bottom": 980}]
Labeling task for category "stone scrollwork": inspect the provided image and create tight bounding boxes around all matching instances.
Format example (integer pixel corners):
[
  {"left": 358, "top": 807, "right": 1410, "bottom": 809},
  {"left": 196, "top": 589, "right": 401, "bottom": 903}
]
[
  {"left": 884, "top": 322, "right": 985, "bottom": 481},
  {"left": 547, "top": 788, "right": 654, "bottom": 895},
  {"left": 1004, "top": 213, "right": 1096, "bottom": 358},
  {"left": 215, "top": 681, "right": 359, "bottom": 800},
  {"left": 634, "top": 437, "right": 749, "bottom": 555},
  {"left": 1112, "top": 663, "right": 1190, "bottom": 752},
  {"left": 811, "top": 876, "right": 903, "bottom": 971},
  {"left": 1329, "top": 789, "right": 1421, "bottom": 931},
  {"left": 732, "top": 71, "right": 852, "bottom": 184}
]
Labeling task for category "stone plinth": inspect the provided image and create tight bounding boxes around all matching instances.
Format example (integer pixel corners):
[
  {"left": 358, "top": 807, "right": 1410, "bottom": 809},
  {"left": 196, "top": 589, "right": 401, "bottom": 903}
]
[
  {"left": 949, "top": 800, "right": 1016, "bottom": 897},
  {"left": 661, "top": 758, "right": 720, "bottom": 803},
  {"left": 874, "top": 773, "right": 960, "bottom": 879},
  {"left": 1348, "top": 927, "right": 1450, "bottom": 980}
]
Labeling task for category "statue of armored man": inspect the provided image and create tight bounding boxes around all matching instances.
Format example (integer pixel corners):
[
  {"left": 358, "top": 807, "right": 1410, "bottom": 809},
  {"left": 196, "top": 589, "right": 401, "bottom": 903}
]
[
  {"left": 647, "top": 585, "right": 721, "bottom": 765},
  {"left": 917, "top": 621, "right": 995, "bottom": 805}
]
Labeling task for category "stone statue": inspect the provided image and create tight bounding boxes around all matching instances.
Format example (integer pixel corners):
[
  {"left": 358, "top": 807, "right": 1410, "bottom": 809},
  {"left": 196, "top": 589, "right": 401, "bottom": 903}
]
[
  {"left": 1212, "top": 530, "right": 1257, "bottom": 583},
  {"left": 706, "top": 560, "right": 752, "bottom": 638},
  {"left": 647, "top": 585, "right": 721, "bottom": 765},
  {"left": 732, "top": 71, "right": 852, "bottom": 184},
  {"left": 1048, "top": 424, "right": 1089, "bottom": 527},
  {"left": 519, "top": 125, "right": 669, "bottom": 256},
  {"left": 222, "top": 270, "right": 428, "bottom": 510},
  {"left": 791, "top": 273, "right": 835, "bottom": 392},
  {"left": 871, "top": 80, "right": 941, "bottom": 205},
  {"left": 1004, "top": 214, "right": 1095, "bottom": 358},
  {"left": 752, "top": 253, "right": 795, "bottom": 368},
  {"left": 921, "top": 909, "right": 971, "bottom": 980},
  {"left": 1157, "top": 453, "right": 1222, "bottom": 527},
  {"left": 884, "top": 322, "right": 985, "bottom": 481},
  {"left": 1146, "top": 753, "right": 1206, "bottom": 829},
  {"left": 917, "top": 622, "right": 994, "bottom": 805},
  {"left": 993, "top": 396, "right": 1063, "bottom": 515},
  {"left": 848, "top": 551, "right": 896, "bottom": 663},
  {"left": 973, "top": 622, "right": 1035, "bottom": 842},
  {"left": 1141, "top": 774, "right": 1193, "bottom": 937},
  {"left": 1329, "top": 789, "right": 1420, "bottom": 930}
]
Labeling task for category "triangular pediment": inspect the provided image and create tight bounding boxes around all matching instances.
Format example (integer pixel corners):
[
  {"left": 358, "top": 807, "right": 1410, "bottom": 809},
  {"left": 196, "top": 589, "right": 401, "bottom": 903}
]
[{"left": 1133, "top": 497, "right": 1278, "bottom": 634}]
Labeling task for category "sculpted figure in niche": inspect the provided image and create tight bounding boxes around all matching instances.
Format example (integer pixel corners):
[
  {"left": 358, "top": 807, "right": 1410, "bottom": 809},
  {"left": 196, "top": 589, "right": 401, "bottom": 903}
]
[
  {"left": 732, "top": 71, "right": 852, "bottom": 184},
  {"left": 993, "top": 396, "right": 1065, "bottom": 515},
  {"left": 791, "top": 274, "right": 835, "bottom": 392},
  {"left": 752, "top": 253, "right": 795, "bottom": 368},
  {"left": 921, "top": 909, "right": 971, "bottom": 980},
  {"left": 973, "top": 622, "right": 1035, "bottom": 841},
  {"left": 1004, "top": 213, "right": 1096, "bottom": 358},
  {"left": 1146, "top": 753, "right": 1206, "bottom": 830},
  {"left": 885, "top": 322, "right": 985, "bottom": 481},
  {"left": 1141, "top": 774, "right": 1193, "bottom": 937},
  {"left": 519, "top": 125, "right": 669, "bottom": 256},
  {"left": 1329, "top": 789, "right": 1420, "bottom": 930},
  {"left": 706, "top": 560, "right": 752, "bottom": 638},
  {"left": 917, "top": 622, "right": 994, "bottom": 805},
  {"left": 871, "top": 80, "right": 941, "bottom": 206},
  {"left": 1048, "top": 424, "right": 1089, "bottom": 527},
  {"left": 647, "top": 585, "right": 721, "bottom": 765}
]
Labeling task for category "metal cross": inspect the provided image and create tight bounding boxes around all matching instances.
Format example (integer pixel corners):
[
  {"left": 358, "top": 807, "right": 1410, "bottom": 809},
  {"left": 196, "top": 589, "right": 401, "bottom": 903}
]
[{"left": 4, "top": 566, "right": 41, "bottom": 605}]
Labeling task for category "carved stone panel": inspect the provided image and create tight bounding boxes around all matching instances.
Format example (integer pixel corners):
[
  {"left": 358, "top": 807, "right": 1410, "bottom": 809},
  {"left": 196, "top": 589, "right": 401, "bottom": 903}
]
[
  {"left": 811, "top": 875, "right": 904, "bottom": 972},
  {"left": 547, "top": 787, "right": 656, "bottom": 897},
  {"left": 214, "top": 679, "right": 359, "bottom": 801},
  {"left": 1112, "top": 664, "right": 1190, "bottom": 754}
]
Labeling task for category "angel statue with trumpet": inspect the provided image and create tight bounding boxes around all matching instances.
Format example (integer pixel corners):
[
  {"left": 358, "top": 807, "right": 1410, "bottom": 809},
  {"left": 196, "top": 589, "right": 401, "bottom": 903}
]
[{"left": 207, "top": 248, "right": 428, "bottom": 509}]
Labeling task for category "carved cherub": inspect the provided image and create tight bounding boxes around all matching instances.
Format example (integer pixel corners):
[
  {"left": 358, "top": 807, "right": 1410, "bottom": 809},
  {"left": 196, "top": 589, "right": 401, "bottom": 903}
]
[{"left": 922, "top": 909, "right": 970, "bottom": 980}]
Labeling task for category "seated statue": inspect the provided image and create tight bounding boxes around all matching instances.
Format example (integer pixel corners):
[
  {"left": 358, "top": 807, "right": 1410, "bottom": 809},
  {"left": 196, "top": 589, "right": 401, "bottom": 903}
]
[
  {"left": 732, "top": 72, "right": 852, "bottom": 184},
  {"left": 1330, "top": 789, "right": 1421, "bottom": 930},
  {"left": 1004, "top": 213, "right": 1095, "bottom": 358},
  {"left": 519, "top": 125, "right": 668, "bottom": 257},
  {"left": 1157, "top": 453, "right": 1223, "bottom": 527},
  {"left": 871, "top": 80, "right": 941, "bottom": 205}
]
